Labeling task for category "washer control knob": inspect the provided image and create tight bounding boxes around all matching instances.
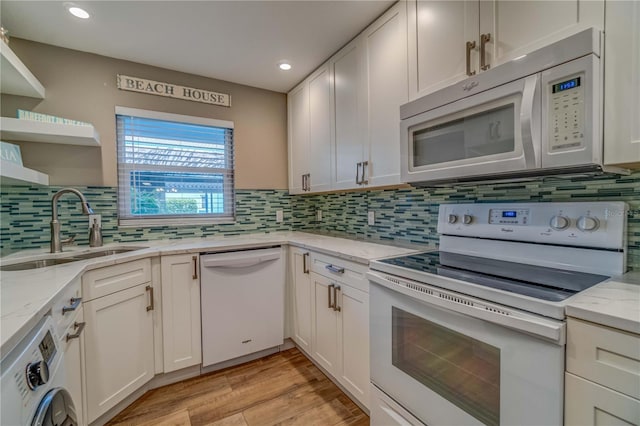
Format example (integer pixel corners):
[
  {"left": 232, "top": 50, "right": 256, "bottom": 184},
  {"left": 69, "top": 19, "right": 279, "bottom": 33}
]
[
  {"left": 463, "top": 214, "right": 473, "bottom": 225},
  {"left": 26, "top": 360, "right": 49, "bottom": 390},
  {"left": 577, "top": 216, "right": 600, "bottom": 232},
  {"left": 447, "top": 214, "right": 458, "bottom": 224},
  {"left": 550, "top": 215, "right": 570, "bottom": 231}
]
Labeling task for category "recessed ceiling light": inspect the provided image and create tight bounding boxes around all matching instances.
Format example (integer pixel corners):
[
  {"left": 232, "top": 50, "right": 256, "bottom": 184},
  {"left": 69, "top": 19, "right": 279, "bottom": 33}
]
[
  {"left": 66, "top": 4, "right": 90, "bottom": 19},
  {"left": 279, "top": 62, "right": 292, "bottom": 71}
]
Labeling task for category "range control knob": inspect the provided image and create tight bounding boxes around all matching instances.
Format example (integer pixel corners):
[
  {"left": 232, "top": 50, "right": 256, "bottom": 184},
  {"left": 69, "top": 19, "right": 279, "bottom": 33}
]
[
  {"left": 447, "top": 214, "right": 458, "bottom": 224},
  {"left": 26, "top": 360, "right": 49, "bottom": 390},
  {"left": 577, "top": 216, "right": 600, "bottom": 232},
  {"left": 550, "top": 215, "right": 570, "bottom": 231},
  {"left": 463, "top": 214, "right": 473, "bottom": 225}
]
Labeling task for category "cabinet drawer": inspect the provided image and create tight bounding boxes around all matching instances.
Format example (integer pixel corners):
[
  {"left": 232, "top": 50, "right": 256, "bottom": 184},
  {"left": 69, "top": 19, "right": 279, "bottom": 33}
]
[
  {"left": 82, "top": 259, "right": 151, "bottom": 301},
  {"left": 565, "top": 372, "right": 640, "bottom": 426},
  {"left": 567, "top": 317, "right": 640, "bottom": 399},
  {"left": 310, "top": 252, "right": 368, "bottom": 293}
]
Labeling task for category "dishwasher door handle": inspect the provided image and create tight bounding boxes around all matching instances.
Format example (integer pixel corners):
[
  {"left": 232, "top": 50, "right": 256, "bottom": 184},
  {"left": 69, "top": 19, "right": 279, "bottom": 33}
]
[{"left": 201, "top": 252, "right": 281, "bottom": 269}]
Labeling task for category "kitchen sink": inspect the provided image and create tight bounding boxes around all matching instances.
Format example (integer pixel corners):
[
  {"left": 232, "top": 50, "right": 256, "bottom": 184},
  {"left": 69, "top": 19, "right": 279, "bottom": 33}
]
[
  {"left": 69, "top": 247, "right": 145, "bottom": 260},
  {"left": 0, "top": 247, "right": 147, "bottom": 271},
  {"left": 0, "top": 258, "right": 78, "bottom": 271}
]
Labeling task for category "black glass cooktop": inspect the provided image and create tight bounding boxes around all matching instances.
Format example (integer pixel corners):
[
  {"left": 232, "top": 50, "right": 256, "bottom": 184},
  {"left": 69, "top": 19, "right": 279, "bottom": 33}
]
[{"left": 378, "top": 251, "right": 609, "bottom": 302}]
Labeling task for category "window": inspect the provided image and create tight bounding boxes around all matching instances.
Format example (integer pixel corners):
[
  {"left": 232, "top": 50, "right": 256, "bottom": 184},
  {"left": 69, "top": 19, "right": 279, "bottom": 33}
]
[{"left": 116, "top": 107, "right": 234, "bottom": 226}]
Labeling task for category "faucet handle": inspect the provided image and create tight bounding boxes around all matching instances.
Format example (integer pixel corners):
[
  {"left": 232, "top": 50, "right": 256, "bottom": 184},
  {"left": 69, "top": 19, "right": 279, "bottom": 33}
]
[{"left": 61, "top": 234, "right": 77, "bottom": 246}]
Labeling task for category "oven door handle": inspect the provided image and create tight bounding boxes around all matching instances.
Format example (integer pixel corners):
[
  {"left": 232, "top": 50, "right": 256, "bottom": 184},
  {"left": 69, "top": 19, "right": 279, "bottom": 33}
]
[{"left": 367, "top": 271, "right": 565, "bottom": 344}]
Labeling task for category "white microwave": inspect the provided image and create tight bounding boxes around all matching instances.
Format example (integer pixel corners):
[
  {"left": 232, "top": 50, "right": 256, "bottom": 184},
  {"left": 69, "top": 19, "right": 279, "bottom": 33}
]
[{"left": 400, "top": 28, "right": 627, "bottom": 185}]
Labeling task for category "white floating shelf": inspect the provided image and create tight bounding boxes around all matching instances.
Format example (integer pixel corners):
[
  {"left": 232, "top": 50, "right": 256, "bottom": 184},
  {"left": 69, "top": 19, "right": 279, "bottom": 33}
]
[
  {"left": 0, "top": 159, "right": 49, "bottom": 186},
  {"left": 1, "top": 40, "right": 45, "bottom": 99},
  {"left": 0, "top": 117, "right": 101, "bottom": 146}
]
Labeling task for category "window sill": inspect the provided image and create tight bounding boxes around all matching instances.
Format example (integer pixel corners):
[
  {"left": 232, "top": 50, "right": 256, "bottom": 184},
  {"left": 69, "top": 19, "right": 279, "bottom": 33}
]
[{"left": 118, "top": 217, "right": 236, "bottom": 227}]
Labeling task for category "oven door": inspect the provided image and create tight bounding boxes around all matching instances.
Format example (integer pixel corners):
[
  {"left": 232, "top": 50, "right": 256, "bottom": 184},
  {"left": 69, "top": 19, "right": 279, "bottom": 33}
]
[
  {"left": 369, "top": 272, "right": 564, "bottom": 426},
  {"left": 400, "top": 75, "right": 540, "bottom": 184}
]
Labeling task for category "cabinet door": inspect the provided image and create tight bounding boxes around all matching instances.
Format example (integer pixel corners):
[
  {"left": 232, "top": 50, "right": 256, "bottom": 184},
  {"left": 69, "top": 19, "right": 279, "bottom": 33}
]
[
  {"left": 565, "top": 372, "right": 640, "bottom": 426},
  {"left": 604, "top": 0, "right": 640, "bottom": 167},
  {"left": 332, "top": 40, "right": 365, "bottom": 190},
  {"left": 363, "top": 2, "right": 408, "bottom": 187},
  {"left": 480, "top": 0, "right": 604, "bottom": 69},
  {"left": 288, "top": 82, "right": 309, "bottom": 194},
  {"left": 408, "top": 0, "right": 479, "bottom": 99},
  {"left": 62, "top": 308, "right": 85, "bottom": 426},
  {"left": 290, "top": 248, "right": 312, "bottom": 353},
  {"left": 311, "top": 272, "right": 339, "bottom": 374},
  {"left": 337, "top": 283, "right": 370, "bottom": 409},
  {"left": 161, "top": 254, "right": 201, "bottom": 373},
  {"left": 84, "top": 284, "right": 154, "bottom": 423},
  {"left": 308, "top": 65, "right": 333, "bottom": 192}
]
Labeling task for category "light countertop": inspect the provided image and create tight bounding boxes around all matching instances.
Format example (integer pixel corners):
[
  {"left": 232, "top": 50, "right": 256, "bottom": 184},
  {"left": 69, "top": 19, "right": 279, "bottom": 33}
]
[
  {"left": 0, "top": 231, "right": 418, "bottom": 357},
  {"left": 566, "top": 272, "right": 640, "bottom": 335}
]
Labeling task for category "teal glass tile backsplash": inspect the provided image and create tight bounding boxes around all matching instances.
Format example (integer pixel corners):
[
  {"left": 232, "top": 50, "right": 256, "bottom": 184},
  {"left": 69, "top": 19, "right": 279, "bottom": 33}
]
[
  {"left": 2, "top": 171, "right": 639, "bottom": 269},
  {"left": 0, "top": 187, "right": 292, "bottom": 255}
]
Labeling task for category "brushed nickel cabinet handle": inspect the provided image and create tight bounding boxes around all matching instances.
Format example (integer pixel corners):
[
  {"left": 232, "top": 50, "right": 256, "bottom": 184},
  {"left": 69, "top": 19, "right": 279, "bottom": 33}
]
[
  {"left": 192, "top": 255, "right": 198, "bottom": 279},
  {"left": 66, "top": 322, "right": 86, "bottom": 341},
  {"left": 334, "top": 286, "right": 341, "bottom": 312},
  {"left": 306, "top": 174, "right": 311, "bottom": 191},
  {"left": 466, "top": 40, "right": 477, "bottom": 76},
  {"left": 480, "top": 33, "right": 491, "bottom": 71},
  {"left": 62, "top": 297, "right": 82, "bottom": 315},
  {"left": 325, "top": 264, "right": 345, "bottom": 274},
  {"left": 361, "top": 161, "right": 369, "bottom": 185},
  {"left": 303, "top": 252, "right": 309, "bottom": 274},
  {"left": 328, "top": 283, "right": 335, "bottom": 309},
  {"left": 355, "top": 162, "right": 362, "bottom": 185},
  {"left": 146, "top": 285, "right": 154, "bottom": 311}
]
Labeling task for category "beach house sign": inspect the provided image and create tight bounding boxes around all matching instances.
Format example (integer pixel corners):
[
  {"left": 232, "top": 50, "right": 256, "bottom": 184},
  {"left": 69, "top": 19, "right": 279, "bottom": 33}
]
[{"left": 117, "top": 75, "right": 231, "bottom": 107}]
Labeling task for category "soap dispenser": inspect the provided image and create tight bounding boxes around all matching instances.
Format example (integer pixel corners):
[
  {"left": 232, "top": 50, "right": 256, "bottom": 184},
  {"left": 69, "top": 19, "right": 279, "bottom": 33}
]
[{"left": 89, "top": 218, "right": 103, "bottom": 247}]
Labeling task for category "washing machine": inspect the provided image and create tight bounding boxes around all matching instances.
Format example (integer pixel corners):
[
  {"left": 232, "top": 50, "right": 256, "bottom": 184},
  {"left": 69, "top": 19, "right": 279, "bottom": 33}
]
[{"left": 1, "top": 315, "right": 77, "bottom": 425}]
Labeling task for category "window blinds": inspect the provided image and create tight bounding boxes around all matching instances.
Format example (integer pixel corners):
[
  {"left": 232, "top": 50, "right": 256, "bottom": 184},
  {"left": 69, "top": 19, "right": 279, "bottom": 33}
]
[{"left": 116, "top": 111, "right": 234, "bottom": 225}]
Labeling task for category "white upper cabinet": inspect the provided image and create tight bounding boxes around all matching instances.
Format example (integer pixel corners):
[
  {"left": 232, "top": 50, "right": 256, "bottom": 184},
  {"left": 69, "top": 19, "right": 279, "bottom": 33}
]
[
  {"left": 362, "top": 2, "right": 408, "bottom": 187},
  {"left": 308, "top": 65, "right": 333, "bottom": 192},
  {"left": 603, "top": 0, "right": 640, "bottom": 168},
  {"left": 287, "top": 64, "right": 332, "bottom": 194},
  {"left": 288, "top": 82, "right": 309, "bottom": 194},
  {"left": 409, "top": 0, "right": 479, "bottom": 98},
  {"left": 332, "top": 40, "right": 365, "bottom": 190},
  {"left": 408, "top": 0, "right": 605, "bottom": 100}
]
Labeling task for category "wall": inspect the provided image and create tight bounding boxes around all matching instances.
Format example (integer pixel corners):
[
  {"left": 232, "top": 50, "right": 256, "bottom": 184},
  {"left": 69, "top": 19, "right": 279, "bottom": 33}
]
[
  {"left": 3, "top": 172, "right": 639, "bottom": 271},
  {"left": 0, "top": 39, "right": 288, "bottom": 189}
]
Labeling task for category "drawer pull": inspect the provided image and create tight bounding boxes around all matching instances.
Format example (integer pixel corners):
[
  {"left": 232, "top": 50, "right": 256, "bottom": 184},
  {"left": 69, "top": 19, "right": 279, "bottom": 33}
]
[
  {"left": 303, "top": 252, "right": 309, "bottom": 274},
  {"left": 62, "top": 297, "right": 82, "bottom": 315},
  {"left": 325, "top": 264, "right": 345, "bottom": 274},
  {"left": 146, "top": 285, "right": 155, "bottom": 311},
  {"left": 66, "top": 322, "right": 86, "bottom": 341}
]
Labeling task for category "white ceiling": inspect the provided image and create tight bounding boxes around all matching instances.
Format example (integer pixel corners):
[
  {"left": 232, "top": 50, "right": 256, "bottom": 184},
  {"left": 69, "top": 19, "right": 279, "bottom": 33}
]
[{"left": 0, "top": 0, "right": 394, "bottom": 93}]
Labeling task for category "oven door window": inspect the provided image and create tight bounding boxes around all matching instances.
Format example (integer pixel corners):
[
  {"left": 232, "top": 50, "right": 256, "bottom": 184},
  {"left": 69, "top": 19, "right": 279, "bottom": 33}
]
[
  {"left": 411, "top": 103, "right": 516, "bottom": 168},
  {"left": 392, "top": 307, "right": 500, "bottom": 426}
]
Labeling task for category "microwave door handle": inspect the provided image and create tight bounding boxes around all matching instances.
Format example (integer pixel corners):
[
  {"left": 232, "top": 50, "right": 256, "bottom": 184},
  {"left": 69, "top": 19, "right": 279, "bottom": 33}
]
[{"left": 520, "top": 74, "right": 540, "bottom": 168}]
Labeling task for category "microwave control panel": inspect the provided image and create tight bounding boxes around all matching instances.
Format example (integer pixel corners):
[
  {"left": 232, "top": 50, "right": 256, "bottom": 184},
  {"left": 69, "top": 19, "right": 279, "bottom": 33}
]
[{"left": 549, "top": 73, "right": 585, "bottom": 151}]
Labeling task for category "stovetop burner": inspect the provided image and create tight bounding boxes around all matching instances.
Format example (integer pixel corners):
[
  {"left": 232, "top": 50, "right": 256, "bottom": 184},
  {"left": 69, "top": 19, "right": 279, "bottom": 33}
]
[{"left": 378, "top": 251, "right": 609, "bottom": 302}]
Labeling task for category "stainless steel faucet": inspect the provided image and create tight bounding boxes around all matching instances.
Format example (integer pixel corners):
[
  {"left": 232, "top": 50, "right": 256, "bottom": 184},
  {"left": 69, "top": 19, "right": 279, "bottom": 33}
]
[{"left": 50, "top": 188, "right": 94, "bottom": 253}]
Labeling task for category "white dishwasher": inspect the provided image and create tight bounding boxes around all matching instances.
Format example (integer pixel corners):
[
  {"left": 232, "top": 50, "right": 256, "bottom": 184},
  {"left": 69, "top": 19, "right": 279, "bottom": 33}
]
[{"left": 200, "top": 246, "right": 284, "bottom": 367}]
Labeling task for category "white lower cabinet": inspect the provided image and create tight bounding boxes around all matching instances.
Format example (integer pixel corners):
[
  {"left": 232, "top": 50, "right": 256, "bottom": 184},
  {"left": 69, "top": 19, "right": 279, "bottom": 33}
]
[
  {"left": 84, "top": 283, "right": 155, "bottom": 423},
  {"left": 565, "top": 317, "right": 640, "bottom": 425},
  {"left": 290, "top": 247, "right": 312, "bottom": 353},
  {"left": 308, "top": 253, "right": 370, "bottom": 409},
  {"left": 160, "top": 254, "right": 201, "bottom": 373},
  {"left": 61, "top": 307, "right": 85, "bottom": 426}
]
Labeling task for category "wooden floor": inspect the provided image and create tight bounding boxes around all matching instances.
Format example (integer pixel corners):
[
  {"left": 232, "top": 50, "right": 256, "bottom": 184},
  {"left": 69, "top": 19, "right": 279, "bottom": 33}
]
[{"left": 107, "top": 348, "right": 369, "bottom": 426}]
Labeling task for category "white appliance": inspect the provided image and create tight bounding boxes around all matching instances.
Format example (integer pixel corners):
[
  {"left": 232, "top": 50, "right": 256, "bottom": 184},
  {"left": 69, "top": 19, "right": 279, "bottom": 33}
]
[
  {"left": 1, "top": 316, "right": 77, "bottom": 425},
  {"left": 200, "top": 246, "right": 285, "bottom": 367},
  {"left": 400, "top": 28, "right": 628, "bottom": 185},
  {"left": 368, "top": 201, "right": 628, "bottom": 426}
]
